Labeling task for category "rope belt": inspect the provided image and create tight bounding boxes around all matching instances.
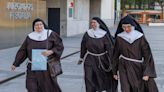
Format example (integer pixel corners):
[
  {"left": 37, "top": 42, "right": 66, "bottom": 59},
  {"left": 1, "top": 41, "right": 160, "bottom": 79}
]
[
  {"left": 80, "top": 50, "right": 111, "bottom": 72},
  {"left": 119, "top": 54, "right": 143, "bottom": 63},
  {"left": 80, "top": 50, "right": 107, "bottom": 62}
]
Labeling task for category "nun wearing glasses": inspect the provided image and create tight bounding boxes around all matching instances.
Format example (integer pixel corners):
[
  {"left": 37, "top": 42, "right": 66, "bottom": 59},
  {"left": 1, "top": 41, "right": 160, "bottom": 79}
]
[{"left": 112, "top": 15, "right": 158, "bottom": 92}]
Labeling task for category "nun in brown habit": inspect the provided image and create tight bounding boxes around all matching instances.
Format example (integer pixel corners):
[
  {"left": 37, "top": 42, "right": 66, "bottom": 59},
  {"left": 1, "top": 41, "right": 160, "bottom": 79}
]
[
  {"left": 112, "top": 15, "right": 158, "bottom": 92},
  {"left": 11, "top": 18, "right": 64, "bottom": 92},
  {"left": 78, "top": 17, "right": 118, "bottom": 92}
]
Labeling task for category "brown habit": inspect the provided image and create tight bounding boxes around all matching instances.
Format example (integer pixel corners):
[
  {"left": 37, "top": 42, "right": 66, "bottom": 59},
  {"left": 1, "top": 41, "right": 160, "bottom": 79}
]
[
  {"left": 112, "top": 35, "right": 158, "bottom": 92},
  {"left": 80, "top": 33, "right": 118, "bottom": 92},
  {"left": 13, "top": 32, "right": 64, "bottom": 92}
]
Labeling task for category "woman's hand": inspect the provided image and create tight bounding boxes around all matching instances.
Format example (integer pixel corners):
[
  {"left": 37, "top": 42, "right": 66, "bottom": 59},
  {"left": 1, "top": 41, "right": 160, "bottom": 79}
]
[
  {"left": 77, "top": 60, "right": 83, "bottom": 65},
  {"left": 77, "top": 58, "right": 83, "bottom": 65},
  {"left": 42, "top": 50, "right": 53, "bottom": 57},
  {"left": 113, "top": 75, "right": 119, "bottom": 80},
  {"left": 11, "top": 65, "right": 16, "bottom": 71},
  {"left": 143, "top": 76, "right": 149, "bottom": 81}
]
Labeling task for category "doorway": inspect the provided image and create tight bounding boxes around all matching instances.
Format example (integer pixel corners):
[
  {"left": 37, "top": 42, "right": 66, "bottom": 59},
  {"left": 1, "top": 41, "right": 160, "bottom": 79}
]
[{"left": 48, "top": 8, "right": 60, "bottom": 35}]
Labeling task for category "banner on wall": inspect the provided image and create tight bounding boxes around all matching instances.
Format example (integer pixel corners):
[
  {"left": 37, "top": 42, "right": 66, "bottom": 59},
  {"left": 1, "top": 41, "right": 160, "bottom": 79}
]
[
  {"left": 7, "top": 2, "right": 33, "bottom": 20},
  {"left": 0, "top": 0, "right": 46, "bottom": 27}
]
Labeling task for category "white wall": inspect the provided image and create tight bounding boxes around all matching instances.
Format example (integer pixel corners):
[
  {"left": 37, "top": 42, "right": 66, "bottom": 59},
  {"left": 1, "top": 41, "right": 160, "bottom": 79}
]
[
  {"left": 46, "top": 0, "right": 115, "bottom": 36},
  {"left": 66, "top": 0, "right": 89, "bottom": 36},
  {"left": 101, "top": 0, "right": 115, "bottom": 27}
]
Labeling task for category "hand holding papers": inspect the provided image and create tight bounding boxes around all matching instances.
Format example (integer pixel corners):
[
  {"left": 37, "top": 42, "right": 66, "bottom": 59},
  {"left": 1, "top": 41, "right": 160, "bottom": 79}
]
[{"left": 31, "top": 49, "right": 47, "bottom": 71}]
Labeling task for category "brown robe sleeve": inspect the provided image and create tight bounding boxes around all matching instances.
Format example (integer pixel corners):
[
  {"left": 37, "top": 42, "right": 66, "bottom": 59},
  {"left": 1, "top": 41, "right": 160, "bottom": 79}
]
[
  {"left": 50, "top": 32, "right": 64, "bottom": 59},
  {"left": 80, "top": 33, "right": 87, "bottom": 60},
  {"left": 112, "top": 37, "right": 121, "bottom": 75},
  {"left": 141, "top": 36, "right": 157, "bottom": 78},
  {"left": 13, "top": 37, "right": 28, "bottom": 67}
]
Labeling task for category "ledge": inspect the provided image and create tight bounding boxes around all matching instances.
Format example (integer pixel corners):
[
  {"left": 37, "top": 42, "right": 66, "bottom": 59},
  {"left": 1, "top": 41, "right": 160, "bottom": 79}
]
[{"left": 148, "top": 23, "right": 164, "bottom": 26}]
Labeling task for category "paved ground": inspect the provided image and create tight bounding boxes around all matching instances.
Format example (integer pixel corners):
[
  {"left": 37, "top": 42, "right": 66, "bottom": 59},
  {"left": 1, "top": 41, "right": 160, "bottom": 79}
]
[{"left": 0, "top": 25, "right": 164, "bottom": 92}]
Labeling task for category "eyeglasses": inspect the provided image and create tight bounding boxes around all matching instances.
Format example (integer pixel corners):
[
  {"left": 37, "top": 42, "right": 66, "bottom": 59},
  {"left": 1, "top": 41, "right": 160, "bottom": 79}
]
[{"left": 122, "top": 25, "right": 132, "bottom": 29}]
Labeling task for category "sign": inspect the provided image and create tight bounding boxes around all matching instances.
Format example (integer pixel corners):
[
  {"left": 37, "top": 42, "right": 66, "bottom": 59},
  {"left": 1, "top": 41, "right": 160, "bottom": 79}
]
[
  {"left": 7, "top": 2, "right": 33, "bottom": 20},
  {"left": 68, "top": 1, "right": 74, "bottom": 18}
]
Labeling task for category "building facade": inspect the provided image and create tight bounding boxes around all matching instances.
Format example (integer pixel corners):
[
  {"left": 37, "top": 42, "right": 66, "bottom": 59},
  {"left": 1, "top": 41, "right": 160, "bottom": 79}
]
[{"left": 0, "top": 0, "right": 115, "bottom": 49}]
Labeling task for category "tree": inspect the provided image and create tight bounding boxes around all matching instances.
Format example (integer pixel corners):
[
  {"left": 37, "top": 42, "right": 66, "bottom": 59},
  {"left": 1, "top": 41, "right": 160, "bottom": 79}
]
[
  {"left": 156, "top": 0, "right": 164, "bottom": 20},
  {"left": 121, "top": 0, "right": 127, "bottom": 17}
]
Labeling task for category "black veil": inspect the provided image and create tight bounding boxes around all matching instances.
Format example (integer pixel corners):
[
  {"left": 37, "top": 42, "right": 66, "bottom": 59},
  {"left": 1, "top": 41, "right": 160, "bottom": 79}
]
[
  {"left": 114, "top": 15, "right": 144, "bottom": 38},
  {"left": 92, "top": 17, "right": 115, "bottom": 45},
  {"left": 32, "top": 18, "right": 49, "bottom": 31}
]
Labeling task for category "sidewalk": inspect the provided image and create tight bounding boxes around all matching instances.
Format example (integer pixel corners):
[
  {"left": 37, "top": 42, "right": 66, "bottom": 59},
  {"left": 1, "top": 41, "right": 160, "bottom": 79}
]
[{"left": 0, "top": 34, "right": 83, "bottom": 84}]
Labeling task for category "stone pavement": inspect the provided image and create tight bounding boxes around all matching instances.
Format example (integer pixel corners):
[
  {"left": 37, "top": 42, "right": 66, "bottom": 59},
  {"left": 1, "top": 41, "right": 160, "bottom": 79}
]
[
  {"left": 0, "top": 33, "right": 83, "bottom": 92},
  {"left": 0, "top": 26, "right": 164, "bottom": 92},
  {"left": 143, "top": 26, "right": 164, "bottom": 91}
]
